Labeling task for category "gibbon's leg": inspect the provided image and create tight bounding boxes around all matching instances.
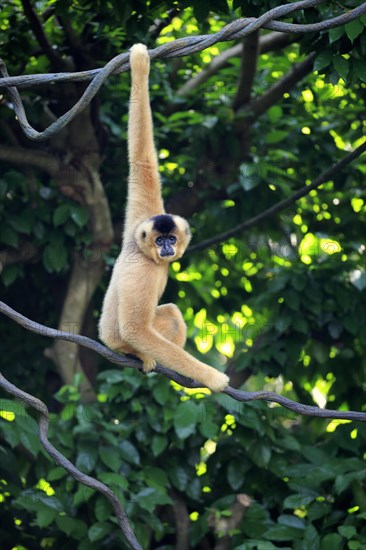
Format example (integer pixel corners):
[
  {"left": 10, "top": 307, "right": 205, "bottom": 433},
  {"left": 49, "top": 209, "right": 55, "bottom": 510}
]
[
  {"left": 154, "top": 304, "right": 187, "bottom": 347},
  {"left": 127, "top": 304, "right": 187, "bottom": 374},
  {"left": 128, "top": 327, "right": 229, "bottom": 392},
  {"left": 125, "top": 43, "right": 165, "bottom": 233}
]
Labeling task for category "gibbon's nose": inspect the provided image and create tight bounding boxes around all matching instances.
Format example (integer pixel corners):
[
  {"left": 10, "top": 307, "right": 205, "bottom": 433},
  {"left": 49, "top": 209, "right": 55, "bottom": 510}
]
[
  {"left": 160, "top": 239, "right": 175, "bottom": 256},
  {"left": 160, "top": 246, "right": 175, "bottom": 257}
]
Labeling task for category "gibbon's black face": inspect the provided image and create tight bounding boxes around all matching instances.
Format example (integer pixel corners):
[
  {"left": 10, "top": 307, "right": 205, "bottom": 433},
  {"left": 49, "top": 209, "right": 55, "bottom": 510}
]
[
  {"left": 152, "top": 215, "right": 177, "bottom": 258},
  {"left": 135, "top": 214, "right": 192, "bottom": 264}
]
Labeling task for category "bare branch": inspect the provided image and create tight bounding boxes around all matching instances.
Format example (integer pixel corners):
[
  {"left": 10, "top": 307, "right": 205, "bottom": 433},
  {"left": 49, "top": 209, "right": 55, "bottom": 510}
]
[
  {"left": 188, "top": 141, "right": 366, "bottom": 252},
  {"left": 1, "top": 300, "right": 366, "bottom": 422},
  {"left": 248, "top": 53, "right": 315, "bottom": 118},
  {"left": 1, "top": 1, "right": 365, "bottom": 140},
  {"left": 177, "top": 32, "right": 297, "bottom": 97},
  {"left": 0, "top": 146, "right": 60, "bottom": 174},
  {"left": 0, "top": 371, "right": 142, "bottom": 550},
  {"left": 20, "top": 0, "right": 69, "bottom": 71},
  {"left": 233, "top": 31, "right": 260, "bottom": 111},
  {"left": 0, "top": 242, "right": 38, "bottom": 271}
]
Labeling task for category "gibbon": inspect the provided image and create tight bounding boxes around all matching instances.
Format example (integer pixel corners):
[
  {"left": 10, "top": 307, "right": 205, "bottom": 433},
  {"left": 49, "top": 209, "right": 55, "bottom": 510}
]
[{"left": 99, "top": 44, "right": 229, "bottom": 392}]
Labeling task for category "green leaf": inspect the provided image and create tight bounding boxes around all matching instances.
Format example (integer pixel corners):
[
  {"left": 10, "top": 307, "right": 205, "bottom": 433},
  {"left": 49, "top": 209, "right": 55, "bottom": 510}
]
[
  {"left": 2, "top": 265, "right": 20, "bottom": 286},
  {"left": 303, "top": 524, "right": 320, "bottom": 550},
  {"left": 152, "top": 435, "right": 168, "bottom": 457},
  {"left": 99, "top": 446, "right": 121, "bottom": 472},
  {"left": 19, "top": 430, "right": 41, "bottom": 456},
  {"left": 345, "top": 20, "right": 364, "bottom": 43},
  {"left": 264, "top": 524, "right": 304, "bottom": 541},
  {"left": 88, "top": 522, "right": 111, "bottom": 542},
  {"left": 98, "top": 369, "right": 125, "bottom": 384},
  {"left": 174, "top": 400, "right": 199, "bottom": 439},
  {"left": 199, "top": 420, "right": 218, "bottom": 439},
  {"left": 353, "top": 59, "right": 366, "bottom": 83},
  {"left": 314, "top": 52, "right": 332, "bottom": 72},
  {"left": 53, "top": 204, "right": 70, "bottom": 226},
  {"left": 265, "top": 130, "right": 288, "bottom": 144},
  {"left": 48, "top": 467, "right": 67, "bottom": 481},
  {"left": 76, "top": 445, "right": 98, "bottom": 473},
  {"left": 0, "top": 225, "right": 18, "bottom": 247},
  {"left": 193, "top": 1, "right": 210, "bottom": 22},
  {"left": 37, "top": 508, "right": 57, "bottom": 528},
  {"left": 227, "top": 461, "right": 244, "bottom": 490},
  {"left": 134, "top": 487, "right": 171, "bottom": 513},
  {"left": 144, "top": 466, "right": 169, "bottom": 489},
  {"left": 248, "top": 441, "right": 271, "bottom": 467},
  {"left": 328, "top": 26, "right": 345, "bottom": 44},
  {"left": 98, "top": 472, "right": 129, "bottom": 491},
  {"left": 267, "top": 106, "right": 283, "bottom": 123},
  {"left": 9, "top": 215, "right": 31, "bottom": 234},
  {"left": 94, "top": 495, "right": 112, "bottom": 522},
  {"left": 333, "top": 55, "right": 349, "bottom": 82},
  {"left": 153, "top": 382, "right": 170, "bottom": 405},
  {"left": 70, "top": 206, "right": 89, "bottom": 227},
  {"left": 42, "top": 243, "right": 68, "bottom": 272},
  {"left": 338, "top": 525, "right": 357, "bottom": 539},
  {"left": 168, "top": 465, "right": 188, "bottom": 490},
  {"left": 119, "top": 440, "right": 140, "bottom": 465},
  {"left": 284, "top": 494, "right": 314, "bottom": 509},
  {"left": 320, "top": 533, "right": 343, "bottom": 550},
  {"left": 73, "top": 485, "right": 95, "bottom": 507}
]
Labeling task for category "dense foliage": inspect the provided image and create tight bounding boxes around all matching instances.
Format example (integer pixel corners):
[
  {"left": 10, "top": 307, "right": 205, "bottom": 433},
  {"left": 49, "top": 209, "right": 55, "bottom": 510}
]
[{"left": 0, "top": 1, "right": 365, "bottom": 548}]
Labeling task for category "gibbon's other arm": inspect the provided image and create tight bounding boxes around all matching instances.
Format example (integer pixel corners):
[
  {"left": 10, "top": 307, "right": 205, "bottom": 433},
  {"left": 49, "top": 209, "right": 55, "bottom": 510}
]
[{"left": 124, "top": 43, "right": 164, "bottom": 235}]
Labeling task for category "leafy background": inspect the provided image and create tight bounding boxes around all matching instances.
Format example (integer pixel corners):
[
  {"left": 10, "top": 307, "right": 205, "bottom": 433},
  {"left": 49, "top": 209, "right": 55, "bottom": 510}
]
[{"left": 0, "top": 0, "right": 365, "bottom": 548}]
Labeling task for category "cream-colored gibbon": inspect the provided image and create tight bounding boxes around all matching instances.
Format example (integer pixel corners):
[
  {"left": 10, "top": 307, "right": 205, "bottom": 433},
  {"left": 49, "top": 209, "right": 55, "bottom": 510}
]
[{"left": 99, "top": 44, "right": 229, "bottom": 392}]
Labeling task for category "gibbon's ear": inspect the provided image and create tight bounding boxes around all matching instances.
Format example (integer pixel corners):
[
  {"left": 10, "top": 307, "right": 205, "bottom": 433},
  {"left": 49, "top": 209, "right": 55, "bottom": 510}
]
[{"left": 171, "top": 215, "right": 191, "bottom": 259}]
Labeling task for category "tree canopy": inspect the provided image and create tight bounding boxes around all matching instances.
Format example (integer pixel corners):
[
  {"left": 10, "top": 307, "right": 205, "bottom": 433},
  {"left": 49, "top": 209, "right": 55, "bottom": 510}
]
[{"left": 0, "top": 1, "right": 366, "bottom": 549}]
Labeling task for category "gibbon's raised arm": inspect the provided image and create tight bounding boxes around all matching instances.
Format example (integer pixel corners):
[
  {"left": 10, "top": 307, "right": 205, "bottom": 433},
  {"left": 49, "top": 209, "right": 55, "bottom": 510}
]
[{"left": 125, "top": 44, "right": 164, "bottom": 233}]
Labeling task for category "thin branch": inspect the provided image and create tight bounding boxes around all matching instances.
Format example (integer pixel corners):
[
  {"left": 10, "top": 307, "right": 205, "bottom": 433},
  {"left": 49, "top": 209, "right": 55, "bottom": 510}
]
[
  {"left": 0, "top": 242, "right": 39, "bottom": 271},
  {"left": 188, "top": 140, "right": 366, "bottom": 252},
  {"left": 1, "top": 300, "right": 365, "bottom": 422},
  {"left": 0, "top": 1, "right": 365, "bottom": 140},
  {"left": 248, "top": 53, "right": 315, "bottom": 117},
  {"left": 177, "top": 31, "right": 298, "bottom": 97},
  {"left": 0, "top": 372, "right": 142, "bottom": 550},
  {"left": 233, "top": 31, "right": 260, "bottom": 111},
  {"left": 0, "top": 146, "right": 60, "bottom": 174},
  {"left": 20, "top": 0, "right": 69, "bottom": 71}
]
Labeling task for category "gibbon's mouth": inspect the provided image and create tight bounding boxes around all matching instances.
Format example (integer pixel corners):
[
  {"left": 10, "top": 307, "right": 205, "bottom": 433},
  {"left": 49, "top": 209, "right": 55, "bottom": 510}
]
[{"left": 160, "top": 249, "right": 175, "bottom": 257}]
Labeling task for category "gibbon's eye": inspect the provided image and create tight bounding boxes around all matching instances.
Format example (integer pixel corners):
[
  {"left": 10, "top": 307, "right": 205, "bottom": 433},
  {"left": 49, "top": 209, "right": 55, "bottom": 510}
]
[
  {"left": 155, "top": 236, "right": 164, "bottom": 246},
  {"left": 142, "top": 231, "right": 146, "bottom": 239},
  {"left": 169, "top": 236, "right": 177, "bottom": 244}
]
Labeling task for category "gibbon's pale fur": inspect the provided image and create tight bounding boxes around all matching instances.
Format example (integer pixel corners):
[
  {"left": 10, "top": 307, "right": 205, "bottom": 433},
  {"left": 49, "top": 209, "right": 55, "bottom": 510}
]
[{"left": 99, "top": 44, "right": 229, "bottom": 392}]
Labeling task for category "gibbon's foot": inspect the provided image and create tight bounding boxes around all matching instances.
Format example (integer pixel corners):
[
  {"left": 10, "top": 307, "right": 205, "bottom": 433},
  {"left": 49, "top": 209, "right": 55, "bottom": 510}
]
[
  {"left": 129, "top": 43, "right": 149, "bottom": 75},
  {"left": 141, "top": 356, "right": 157, "bottom": 373},
  {"left": 205, "top": 371, "right": 230, "bottom": 393}
]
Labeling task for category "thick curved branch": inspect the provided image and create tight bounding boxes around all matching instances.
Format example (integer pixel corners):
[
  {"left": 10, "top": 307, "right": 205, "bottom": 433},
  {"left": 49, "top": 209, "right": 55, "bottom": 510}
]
[
  {"left": 0, "top": 372, "right": 142, "bottom": 550},
  {"left": 189, "top": 141, "right": 366, "bottom": 252},
  {"left": 1, "top": 1, "right": 365, "bottom": 140},
  {"left": 1, "top": 300, "right": 365, "bottom": 422},
  {"left": 0, "top": 146, "right": 60, "bottom": 174}
]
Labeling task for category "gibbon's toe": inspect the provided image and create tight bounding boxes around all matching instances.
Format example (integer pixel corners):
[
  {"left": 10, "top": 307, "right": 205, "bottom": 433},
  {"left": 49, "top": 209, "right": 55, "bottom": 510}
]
[
  {"left": 208, "top": 372, "right": 230, "bottom": 393},
  {"left": 142, "top": 357, "right": 156, "bottom": 373},
  {"left": 130, "top": 44, "right": 149, "bottom": 72}
]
